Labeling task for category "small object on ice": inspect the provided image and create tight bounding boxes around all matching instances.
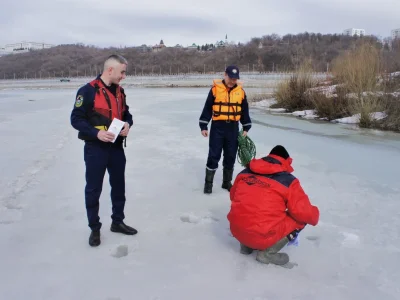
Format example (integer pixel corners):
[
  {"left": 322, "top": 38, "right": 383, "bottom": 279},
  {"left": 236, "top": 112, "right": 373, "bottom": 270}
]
[
  {"left": 111, "top": 245, "right": 128, "bottom": 258},
  {"left": 287, "top": 235, "right": 299, "bottom": 247}
]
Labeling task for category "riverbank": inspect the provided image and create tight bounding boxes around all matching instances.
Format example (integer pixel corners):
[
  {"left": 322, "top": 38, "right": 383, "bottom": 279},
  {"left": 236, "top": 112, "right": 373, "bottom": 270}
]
[
  {"left": 0, "top": 73, "right": 328, "bottom": 90},
  {"left": 250, "top": 97, "right": 400, "bottom": 134}
]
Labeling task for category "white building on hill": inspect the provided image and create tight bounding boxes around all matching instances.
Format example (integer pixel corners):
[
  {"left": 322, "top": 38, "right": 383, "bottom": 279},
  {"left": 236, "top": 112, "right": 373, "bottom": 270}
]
[
  {"left": 392, "top": 28, "right": 400, "bottom": 40},
  {"left": 3, "top": 41, "right": 54, "bottom": 54},
  {"left": 343, "top": 28, "right": 366, "bottom": 36}
]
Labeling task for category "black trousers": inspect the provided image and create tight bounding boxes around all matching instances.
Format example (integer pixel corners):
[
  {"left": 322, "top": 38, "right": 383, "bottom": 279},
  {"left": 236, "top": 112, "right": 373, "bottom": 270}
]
[
  {"left": 206, "top": 121, "right": 239, "bottom": 170},
  {"left": 83, "top": 141, "right": 126, "bottom": 231}
]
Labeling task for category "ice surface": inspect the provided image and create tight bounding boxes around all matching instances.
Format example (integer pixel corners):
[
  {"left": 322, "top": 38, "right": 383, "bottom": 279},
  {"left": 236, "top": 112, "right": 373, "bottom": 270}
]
[{"left": 0, "top": 87, "right": 399, "bottom": 300}]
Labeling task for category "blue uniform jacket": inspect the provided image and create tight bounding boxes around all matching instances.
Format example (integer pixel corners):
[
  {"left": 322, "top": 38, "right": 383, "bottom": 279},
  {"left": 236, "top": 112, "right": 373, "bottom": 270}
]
[
  {"left": 199, "top": 85, "right": 252, "bottom": 132},
  {"left": 70, "top": 77, "right": 133, "bottom": 142}
]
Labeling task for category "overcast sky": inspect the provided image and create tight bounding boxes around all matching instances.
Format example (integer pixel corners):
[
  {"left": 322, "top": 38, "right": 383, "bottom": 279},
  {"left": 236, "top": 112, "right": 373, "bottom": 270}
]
[{"left": 1, "top": 0, "right": 399, "bottom": 48}]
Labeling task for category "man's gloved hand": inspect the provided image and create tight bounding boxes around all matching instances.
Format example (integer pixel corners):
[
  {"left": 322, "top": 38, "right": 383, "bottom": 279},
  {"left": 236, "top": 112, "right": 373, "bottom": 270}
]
[{"left": 287, "top": 229, "right": 301, "bottom": 246}]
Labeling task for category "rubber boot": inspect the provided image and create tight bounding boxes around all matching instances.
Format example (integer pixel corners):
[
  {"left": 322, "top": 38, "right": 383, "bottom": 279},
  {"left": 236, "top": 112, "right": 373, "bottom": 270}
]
[
  {"left": 240, "top": 243, "right": 254, "bottom": 255},
  {"left": 221, "top": 168, "right": 233, "bottom": 191},
  {"left": 204, "top": 169, "right": 216, "bottom": 194},
  {"left": 256, "top": 237, "right": 290, "bottom": 265}
]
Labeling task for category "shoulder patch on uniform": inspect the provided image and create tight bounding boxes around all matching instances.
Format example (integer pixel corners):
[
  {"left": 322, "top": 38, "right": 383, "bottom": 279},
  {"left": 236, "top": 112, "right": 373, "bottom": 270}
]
[{"left": 75, "top": 95, "right": 83, "bottom": 107}]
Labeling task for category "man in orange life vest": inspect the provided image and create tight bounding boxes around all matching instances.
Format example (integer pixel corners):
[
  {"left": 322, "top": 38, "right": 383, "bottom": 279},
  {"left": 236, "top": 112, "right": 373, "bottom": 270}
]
[
  {"left": 70, "top": 54, "right": 137, "bottom": 247},
  {"left": 199, "top": 65, "right": 252, "bottom": 194}
]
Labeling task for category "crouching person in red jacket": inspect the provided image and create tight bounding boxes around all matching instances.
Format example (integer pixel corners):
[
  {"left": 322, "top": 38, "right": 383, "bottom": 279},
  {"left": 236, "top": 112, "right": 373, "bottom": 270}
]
[{"left": 227, "top": 145, "right": 319, "bottom": 266}]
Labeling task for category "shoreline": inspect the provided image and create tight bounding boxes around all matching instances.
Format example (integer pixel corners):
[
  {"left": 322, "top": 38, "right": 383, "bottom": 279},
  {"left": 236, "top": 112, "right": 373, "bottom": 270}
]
[
  {"left": 250, "top": 98, "right": 400, "bottom": 135},
  {"left": 0, "top": 73, "right": 327, "bottom": 90},
  {"left": 2, "top": 77, "right": 398, "bottom": 135}
]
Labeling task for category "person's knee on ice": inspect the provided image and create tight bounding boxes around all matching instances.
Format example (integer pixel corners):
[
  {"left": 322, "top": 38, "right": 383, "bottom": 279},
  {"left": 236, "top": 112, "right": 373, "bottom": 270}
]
[
  {"left": 198, "top": 65, "right": 252, "bottom": 193},
  {"left": 227, "top": 145, "right": 320, "bottom": 265}
]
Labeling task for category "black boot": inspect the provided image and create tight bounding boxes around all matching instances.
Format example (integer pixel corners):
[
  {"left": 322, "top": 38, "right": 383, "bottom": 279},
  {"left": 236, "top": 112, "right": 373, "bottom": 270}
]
[
  {"left": 110, "top": 222, "right": 138, "bottom": 235},
  {"left": 89, "top": 230, "right": 101, "bottom": 247},
  {"left": 204, "top": 168, "right": 216, "bottom": 194},
  {"left": 221, "top": 168, "right": 233, "bottom": 191},
  {"left": 240, "top": 243, "right": 254, "bottom": 255}
]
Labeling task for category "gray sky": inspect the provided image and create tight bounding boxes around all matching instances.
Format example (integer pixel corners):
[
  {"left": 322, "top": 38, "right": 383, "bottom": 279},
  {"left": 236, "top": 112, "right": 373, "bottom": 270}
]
[{"left": 1, "top": 0, "right": 399, "bottom": 48}]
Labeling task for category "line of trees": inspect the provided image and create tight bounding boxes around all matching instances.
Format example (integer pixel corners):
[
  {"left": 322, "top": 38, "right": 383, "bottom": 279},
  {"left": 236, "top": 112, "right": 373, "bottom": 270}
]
[{"left": 0, "top": 33, "right": 399, "bottom": 79}]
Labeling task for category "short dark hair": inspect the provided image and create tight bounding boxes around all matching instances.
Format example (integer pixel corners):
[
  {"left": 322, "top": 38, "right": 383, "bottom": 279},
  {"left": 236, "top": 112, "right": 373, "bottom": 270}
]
[{"left": 105, "top": 54, "right": 128, "bottom": 64}]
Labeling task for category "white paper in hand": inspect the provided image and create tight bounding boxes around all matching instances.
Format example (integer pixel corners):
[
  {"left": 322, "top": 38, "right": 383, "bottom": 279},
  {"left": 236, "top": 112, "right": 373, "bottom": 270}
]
[{"left": 107, "top": 118, "right": 125, "bottom": 143}]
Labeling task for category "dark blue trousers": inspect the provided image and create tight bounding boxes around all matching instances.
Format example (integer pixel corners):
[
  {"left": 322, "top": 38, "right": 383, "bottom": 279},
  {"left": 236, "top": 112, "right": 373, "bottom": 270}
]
[
  {"left": 206, "top": 121, "right": 239, "bottom": 170},
  {"left": 84, "top": 141, "right": 126, "bottom": 231}
]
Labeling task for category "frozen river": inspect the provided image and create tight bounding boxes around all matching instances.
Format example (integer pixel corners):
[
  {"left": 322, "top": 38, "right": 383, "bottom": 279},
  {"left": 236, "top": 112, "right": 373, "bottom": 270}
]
[{"left": 0, "top": 87, "right": 399, "bottom": 300}]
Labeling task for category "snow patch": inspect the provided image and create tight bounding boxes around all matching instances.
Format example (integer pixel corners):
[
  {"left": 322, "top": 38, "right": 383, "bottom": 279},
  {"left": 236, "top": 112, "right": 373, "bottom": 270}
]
[
  {"left": 334, "top": 112, "right": 387, "bottom": 124},
  {"left": 307, "top": 84, "right": 338, "bottom": 97},
  {"left": 390, "top": 71, "right": 400, "bottom": 77},
  {"left": 292, "top": 110, "right": 318, "bottom": 119},
  {"left": 251, "top": 98, "right": 277, "bottom": 108},
  {"left": 269, "top": 108, "right": 286, "bottom": 113}
]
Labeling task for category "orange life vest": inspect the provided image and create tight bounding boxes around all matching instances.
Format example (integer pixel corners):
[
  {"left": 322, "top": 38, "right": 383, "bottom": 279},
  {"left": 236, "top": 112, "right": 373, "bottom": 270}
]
[
  {"left": 211, "top": 79, "right": 244, "bottom": 122},
  {"left": 88, "top": 78, "right": 126, "bottom": 130}
]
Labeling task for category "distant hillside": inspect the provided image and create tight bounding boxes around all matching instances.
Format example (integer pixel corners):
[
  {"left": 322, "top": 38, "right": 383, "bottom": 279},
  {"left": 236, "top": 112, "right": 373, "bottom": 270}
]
[{"left": 0, "top": 33, "right": 399, "bottom": 79}]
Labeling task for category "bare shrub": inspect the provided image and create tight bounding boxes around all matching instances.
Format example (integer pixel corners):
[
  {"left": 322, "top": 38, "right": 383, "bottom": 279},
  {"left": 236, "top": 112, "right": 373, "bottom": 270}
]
[
  {"left": 308, "top": 91, "right": 350, "bottom": 120},
  {"left": 273, "top": 61, "right": 317, "bottom": 111},
  {"left": 332, "top": 42, "right": 380, "bottom": 99},
  {"left": 372, "top": 95, "right": 400, "bottom": 132},
  {"left": 331, "top": 42, "right": 385, "bottom": 127}
]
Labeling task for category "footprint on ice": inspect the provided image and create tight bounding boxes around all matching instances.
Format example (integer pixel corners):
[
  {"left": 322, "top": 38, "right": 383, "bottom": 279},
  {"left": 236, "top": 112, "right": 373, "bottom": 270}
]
[
  {"left": 281, "top": 262, "right": 298, "bottom": 269},
  {"left": 5, "top": 203, "right": 22, "bottom": 210},
  {"left": 111, "top": 245, "right": 128, "bottom": 258},
  {"left": 180, "top": 213, "right": 219, "bottom": 224},
  {"left": 306, "top": 235, "right": 320, "bottom": 247},
  {"left": 180, "top": 213, "right": 200, "bottom": 224},
  {"left": 0, "top": 221, "right": 14, "bottom": 225},
  {"left": 341, "top": 232, "right": 360, "bottom": 247}
]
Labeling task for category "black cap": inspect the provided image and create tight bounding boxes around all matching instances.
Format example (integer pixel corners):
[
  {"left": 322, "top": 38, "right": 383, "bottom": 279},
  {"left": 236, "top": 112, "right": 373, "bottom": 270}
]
[
  {"left": 269, "top": 145, "right": 289, "bottom": 159},
  {"left": 225, "top": 65, "right": 240, "bottom": 79}
]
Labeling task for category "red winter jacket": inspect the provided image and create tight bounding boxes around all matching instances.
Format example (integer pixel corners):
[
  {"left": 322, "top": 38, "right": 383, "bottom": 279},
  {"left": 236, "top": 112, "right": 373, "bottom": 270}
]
[{"left": 227, "top": 154, "right": 319, "bottom": 250}]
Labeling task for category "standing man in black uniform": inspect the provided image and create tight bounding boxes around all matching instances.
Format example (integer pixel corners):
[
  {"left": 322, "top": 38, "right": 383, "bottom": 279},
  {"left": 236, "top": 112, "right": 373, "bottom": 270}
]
[
  {"left": 199, "top": 65, "right": 252, "bottom": 194},
  {"left": 70, "top": 54, "right": 138, "bottom": 247}
]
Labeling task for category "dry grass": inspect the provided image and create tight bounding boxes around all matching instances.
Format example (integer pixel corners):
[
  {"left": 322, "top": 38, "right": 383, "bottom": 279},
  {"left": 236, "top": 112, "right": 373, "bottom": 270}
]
[
  {"left": 267, "top": 43, "right": 400, "bottom": 132},
  {"left": 273, "top": 61, "right": 317, "bottom": 111},
  {"left": 247, "top": 91, "right": 274, "bottom": 102},
  {"left": 371, "top": 95, "right": 400, "bottom": 132},
  {"left": 308, "top": 90, "right": 351, "bottom": 121},
  {"left": 332, "top": 43, "right": 380, "bottom": 99},
  {"left": 331, "top": 42, "right": 392, "bottom": 128}
]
